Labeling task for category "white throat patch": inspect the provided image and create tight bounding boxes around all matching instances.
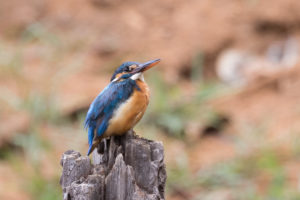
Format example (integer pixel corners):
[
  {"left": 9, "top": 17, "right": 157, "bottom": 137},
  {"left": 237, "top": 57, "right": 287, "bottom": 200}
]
[{"left": 130, "top": 73, "right": 144, "bottom": 81}]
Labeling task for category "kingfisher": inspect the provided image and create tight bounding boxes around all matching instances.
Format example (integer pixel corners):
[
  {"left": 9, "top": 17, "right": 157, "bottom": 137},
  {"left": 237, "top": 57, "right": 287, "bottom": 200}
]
[{"left": 85, "top": 59, "right": 160, "bottom": 155}]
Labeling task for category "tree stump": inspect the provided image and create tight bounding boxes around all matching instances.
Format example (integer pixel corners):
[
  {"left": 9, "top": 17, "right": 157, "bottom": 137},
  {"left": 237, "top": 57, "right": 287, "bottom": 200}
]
[{"left": 60, "top": 131, "right": 167, "bottom": 200}]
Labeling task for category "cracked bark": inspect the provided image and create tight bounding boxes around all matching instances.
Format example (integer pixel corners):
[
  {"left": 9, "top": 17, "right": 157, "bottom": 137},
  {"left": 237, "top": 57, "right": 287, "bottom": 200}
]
[{"left": 60, "top": 131, "right": 166, "bottom": 200}]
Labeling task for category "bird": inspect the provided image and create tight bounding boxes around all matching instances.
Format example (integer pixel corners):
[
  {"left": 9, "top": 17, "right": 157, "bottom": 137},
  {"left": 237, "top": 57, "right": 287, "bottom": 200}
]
[{"left": 85, "top": 59, "right": 160, "bottom": 155}]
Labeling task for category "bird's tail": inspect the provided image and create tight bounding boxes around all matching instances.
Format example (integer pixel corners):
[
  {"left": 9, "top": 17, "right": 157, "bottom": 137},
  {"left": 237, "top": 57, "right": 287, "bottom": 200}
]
[
  {"left": 87, "top": 127, "right": 95, "bottom": 156},
  {"left": 87, "top": 142, "right": 97, "bottom": 156},
  {"left": 87, "top": 138, "right": 104, "bottom": 156}
]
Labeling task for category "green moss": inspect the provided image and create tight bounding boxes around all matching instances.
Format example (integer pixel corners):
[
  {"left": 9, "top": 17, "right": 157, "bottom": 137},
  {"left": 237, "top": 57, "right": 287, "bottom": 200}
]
[{"left": 27, "top": 174, "right": 61, "bottom": 200}]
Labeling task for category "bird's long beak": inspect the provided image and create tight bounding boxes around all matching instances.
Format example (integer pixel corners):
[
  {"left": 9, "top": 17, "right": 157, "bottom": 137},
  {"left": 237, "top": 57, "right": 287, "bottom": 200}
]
[{"left": 132, "top": 59, "right": 161, "bottom": 74}]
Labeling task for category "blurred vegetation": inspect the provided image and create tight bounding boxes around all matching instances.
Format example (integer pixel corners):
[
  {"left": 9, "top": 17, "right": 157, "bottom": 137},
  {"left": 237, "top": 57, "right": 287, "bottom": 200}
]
[
  {"left": 2, "top": 41, "right": 300, "bottom": 199},
  {"left": 166, "top": 146, "right": 300, "bottom": 200},
  {"left": 141, "top": 69, "right": 231, "bottom": 139},
  {"left": 0, "top": 24, "right": 65, "bottom": 199},
  {"left": 1, "top": 3, "right": 300, "bottom": 198}
]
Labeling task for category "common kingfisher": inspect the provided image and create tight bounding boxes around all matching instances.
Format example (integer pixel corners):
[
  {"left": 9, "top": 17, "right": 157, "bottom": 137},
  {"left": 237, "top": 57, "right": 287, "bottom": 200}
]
[{"left": 85, "top": 59, "right": 161, "bottom": 155}]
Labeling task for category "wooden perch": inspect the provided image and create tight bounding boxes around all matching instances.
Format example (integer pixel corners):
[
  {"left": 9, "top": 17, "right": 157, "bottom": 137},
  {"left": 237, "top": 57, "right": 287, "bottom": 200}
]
[{"left": 60, "top": 131, "right": 167, "bottom": 200}]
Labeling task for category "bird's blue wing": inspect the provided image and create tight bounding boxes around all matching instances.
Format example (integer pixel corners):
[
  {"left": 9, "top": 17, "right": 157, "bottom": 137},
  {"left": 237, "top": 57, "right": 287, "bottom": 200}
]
[{"left": 85, "top": 79, "right": 138, "bottom": 153}]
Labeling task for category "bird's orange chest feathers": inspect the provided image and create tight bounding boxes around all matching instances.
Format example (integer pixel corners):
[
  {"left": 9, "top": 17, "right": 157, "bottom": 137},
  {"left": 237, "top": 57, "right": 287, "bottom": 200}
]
[
  {"left": 104, "top": 80, "right": 149, "bottom": 137},
  {"left": 135, "top": 80, "right": 150, "bottom": 103}
]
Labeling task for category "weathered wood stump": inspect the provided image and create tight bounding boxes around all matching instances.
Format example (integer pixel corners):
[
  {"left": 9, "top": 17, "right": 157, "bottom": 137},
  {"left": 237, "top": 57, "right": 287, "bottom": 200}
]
[{"left": 60, "top": 131, "right": 167, "bottom": 200}]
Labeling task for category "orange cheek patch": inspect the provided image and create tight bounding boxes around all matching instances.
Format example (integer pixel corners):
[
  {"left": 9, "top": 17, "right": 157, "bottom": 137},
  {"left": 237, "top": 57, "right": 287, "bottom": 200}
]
[{"left": 116, "top": 72, "right": 126, "bottom": 79}]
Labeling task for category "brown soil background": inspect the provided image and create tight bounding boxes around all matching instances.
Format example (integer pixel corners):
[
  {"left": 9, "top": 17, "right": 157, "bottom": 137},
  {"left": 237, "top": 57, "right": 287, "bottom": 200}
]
[{"left": 1, "top": 0, "right": 300, "bottom": 199}]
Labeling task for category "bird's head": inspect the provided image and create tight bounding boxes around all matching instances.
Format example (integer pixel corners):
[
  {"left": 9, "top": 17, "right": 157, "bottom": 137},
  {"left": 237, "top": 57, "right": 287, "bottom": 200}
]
[{"left": 110, "top": 59, "right": 160, "bottom": 82}]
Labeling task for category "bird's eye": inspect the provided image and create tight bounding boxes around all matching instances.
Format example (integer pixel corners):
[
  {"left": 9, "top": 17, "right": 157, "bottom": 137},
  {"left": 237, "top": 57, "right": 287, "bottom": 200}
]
[
  {"left": 124, "top": 66, "right": 130, "bottom": 72},
  {"left": 124, "top": 65, "right": 137, "bottom": 72}
]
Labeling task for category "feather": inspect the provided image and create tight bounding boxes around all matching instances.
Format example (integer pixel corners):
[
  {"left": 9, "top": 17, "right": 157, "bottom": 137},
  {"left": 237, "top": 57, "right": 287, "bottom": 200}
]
[{"left": 85, "top": 78, "right": 139, "bottom": 155}]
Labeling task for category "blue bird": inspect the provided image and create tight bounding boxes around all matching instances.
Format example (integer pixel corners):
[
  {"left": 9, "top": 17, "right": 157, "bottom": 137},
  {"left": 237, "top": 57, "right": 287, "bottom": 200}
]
[{"left": 85, "top": 59, "right": 161, "bottom": 155}]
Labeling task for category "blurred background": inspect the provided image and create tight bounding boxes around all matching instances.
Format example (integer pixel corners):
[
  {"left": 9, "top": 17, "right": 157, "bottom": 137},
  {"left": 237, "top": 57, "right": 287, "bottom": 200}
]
[{"left": 1, "top": 0, "right": 300, "bottom": 199}]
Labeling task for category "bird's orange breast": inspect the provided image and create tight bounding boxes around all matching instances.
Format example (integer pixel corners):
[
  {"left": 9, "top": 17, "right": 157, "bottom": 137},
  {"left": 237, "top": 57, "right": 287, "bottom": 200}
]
[{"left": 103, "top": 80, "right": 149, "bottom": 137}]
